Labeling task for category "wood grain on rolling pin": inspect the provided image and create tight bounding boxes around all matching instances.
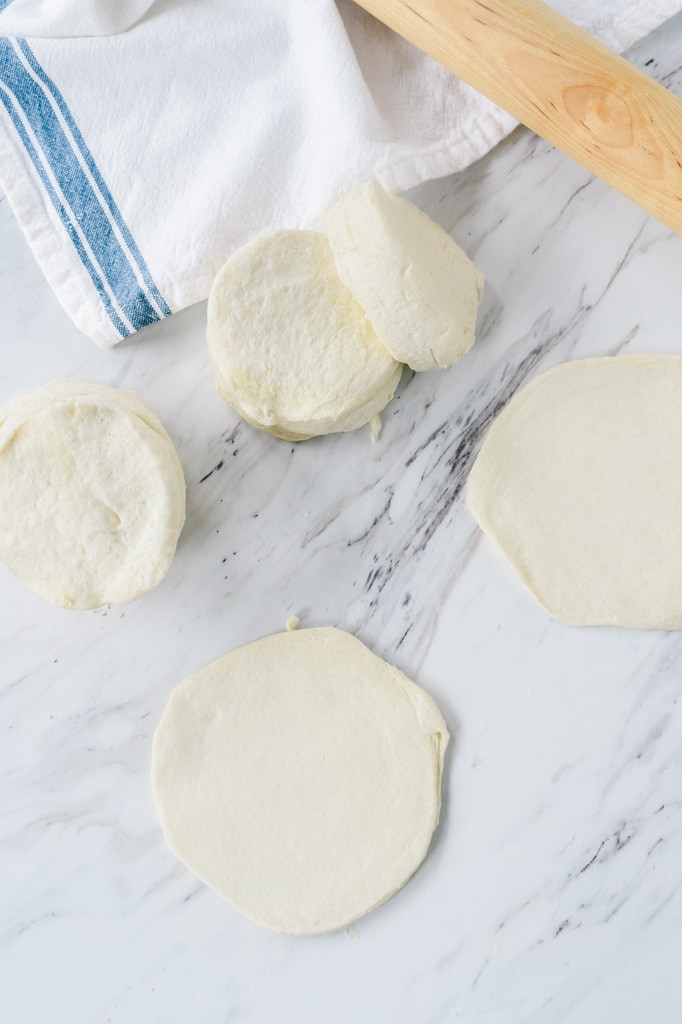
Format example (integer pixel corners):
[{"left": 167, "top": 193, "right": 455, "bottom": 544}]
[{"left": 354, "top": 0, "right": 682, "bottom": 234}]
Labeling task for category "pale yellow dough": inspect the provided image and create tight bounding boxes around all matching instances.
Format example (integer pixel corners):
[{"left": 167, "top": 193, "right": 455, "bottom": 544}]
[
  {"left": 0, "top": 381, "right": 186, "bottom": 609},
  {"left": 323, "top": 179, "right": 484, "bottom": 371},
  {"left": 207, "top": 230, "right": 402, "bottom": 440},
  {"left": 467, "top": 355, "right": 682, "bottom": 628},
  {"left": 152, "top": 627, "right": 449, "bottom": 935}
]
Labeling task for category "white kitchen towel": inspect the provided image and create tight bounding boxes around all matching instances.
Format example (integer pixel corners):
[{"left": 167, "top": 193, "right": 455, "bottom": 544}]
[{"left": 0, "top": 0, "right": 679, "bottom": 346}]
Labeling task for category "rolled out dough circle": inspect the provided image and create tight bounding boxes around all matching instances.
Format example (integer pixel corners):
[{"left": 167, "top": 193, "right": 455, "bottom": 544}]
[
  {"left": 467, "top": 355, "right": 682, "bottom": 628},
  {"left": 152, "top": 627, "right": 449, "bottom": 935},
  {"left": 0, "top": 380, "right": 186, "bottom": 609}
]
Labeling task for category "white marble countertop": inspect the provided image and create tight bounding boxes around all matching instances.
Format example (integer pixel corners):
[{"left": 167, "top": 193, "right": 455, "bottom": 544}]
[{"left": 3, "top": 14, "right": 682, "bottom": 1023}]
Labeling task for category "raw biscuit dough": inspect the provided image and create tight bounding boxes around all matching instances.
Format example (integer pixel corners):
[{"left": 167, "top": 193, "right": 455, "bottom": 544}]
[
  {"left": 152, "top": 627, "right": 449, "bottom": 935},
  {"left": 0, "top": 380, "right": 186, "bottom": 609},
  {"left": 467, "top": 355, "right": 682, "bottom": 628},
  {"left": 206, "top": 230, "right": 402, "bottom": 440},
  {"left": 323, "top": 179, "right": 484, "bottom": 371}
]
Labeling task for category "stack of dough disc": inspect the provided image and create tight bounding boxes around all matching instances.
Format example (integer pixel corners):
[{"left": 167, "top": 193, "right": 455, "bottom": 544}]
[
  {"left": 152, "top": 627, "right": 449, "bottom": 935},
  {"left": 0, "top": 380, "right": 186, "bottom": 610},
  {"left": 207, "top": 230, "right": 402, "bottom": 441},
  {"left": 207, "top": 180, "right": 483, "bottom": 440}
]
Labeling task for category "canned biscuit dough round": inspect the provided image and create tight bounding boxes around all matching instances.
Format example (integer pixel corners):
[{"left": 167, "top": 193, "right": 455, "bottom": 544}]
[
  {"left": 207, "top": 230, "right": 402, "bottom": 440},
  {"left": 323, "top": 180, "right": 484, "bottom": 372},
  {"left": 0, "top": 381, "right": 186, "bottom": 609},
  {"left": 152, "top": 627, "right": 449, "bottom": 935},
  {"left": 467, "top": 355, "right": 682, "bottom": 628}
]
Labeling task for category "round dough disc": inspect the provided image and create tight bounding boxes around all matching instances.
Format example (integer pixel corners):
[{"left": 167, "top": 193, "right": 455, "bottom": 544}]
[
  {"left": 323, "top": 179, "right": 484, "bottom": 372},
  {"left": 152, "top": 627, "right": 449, "bottom": 935},
  {"left": 467, "top": 355, "right": 682, "bottom": 628},
  {"left": 0, "top": 380, "right": 186, "bottom": 609},
  {"left": 206, "top": 230, "right": 402, "bottom": 440}
]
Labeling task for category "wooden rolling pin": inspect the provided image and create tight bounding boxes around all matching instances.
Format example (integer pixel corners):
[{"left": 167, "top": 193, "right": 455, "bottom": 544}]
[{"left": 353, "top": 0, "right": 682, "bottom": 234}]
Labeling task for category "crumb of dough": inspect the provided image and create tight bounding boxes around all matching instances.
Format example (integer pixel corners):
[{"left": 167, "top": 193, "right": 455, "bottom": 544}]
[
  {"left": 369, "top": 415, "right": 381, "bottom": 443},
  {"left": 286, "top": 615, "right": 300, "bottom": 631}
]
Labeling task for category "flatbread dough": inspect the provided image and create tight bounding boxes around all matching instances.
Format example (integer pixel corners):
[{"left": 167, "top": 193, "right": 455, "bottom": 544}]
[
  {"left": 467, "top": 355, "right": 682, "bottom": 628},
  {"left": 152, "top": 627, "right": 449, "bottom": 935},
  {"left": 207, "top": 230, "right": 402, "bottom": 440},
  {"left": 323, "top": 179, "right": 484, "bottom": 372},
  {"left": 0, "top": 381, "right": 186, "bottom": 609}
]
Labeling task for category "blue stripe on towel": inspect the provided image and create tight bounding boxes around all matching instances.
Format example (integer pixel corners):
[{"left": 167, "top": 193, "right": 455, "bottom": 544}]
[
  {"left": 17, "top": 39, "right": 171, "bottom": 319},
  {"left": 0, "top": 37, "right": 169, "bottom": 334},
  {"left": 0, "top": 78, "right": 129, "bottom": 337}
]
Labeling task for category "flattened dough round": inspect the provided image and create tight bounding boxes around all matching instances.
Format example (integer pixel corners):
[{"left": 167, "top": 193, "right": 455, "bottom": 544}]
[
  {"left": 323, "top": 179, "right": 484, "bottom": 371},
  {"left": 467, "top": 355, "right": 682, "bottom": 628},
  {"left": 0, "top": 381, "right": 186, "bottom": 609},
  {"left": 152, "top": 627, "right": 449, "bottom": 935},
  {"left": 207, "top": 230, "right": 402, "bottom": 440}
]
